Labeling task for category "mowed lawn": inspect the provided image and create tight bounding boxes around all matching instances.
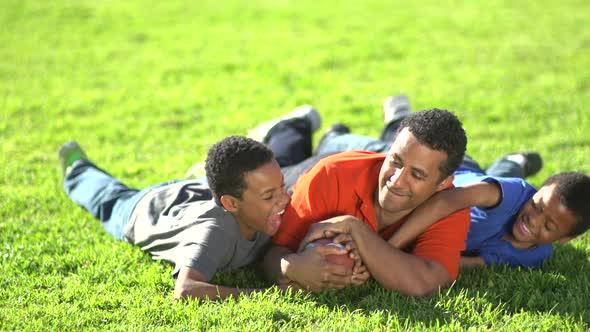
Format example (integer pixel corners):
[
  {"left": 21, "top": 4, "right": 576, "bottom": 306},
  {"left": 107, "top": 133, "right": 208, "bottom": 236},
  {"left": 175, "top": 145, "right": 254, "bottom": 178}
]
[{"left": 1, "top": 0, "right": 590, "bottom": 330}]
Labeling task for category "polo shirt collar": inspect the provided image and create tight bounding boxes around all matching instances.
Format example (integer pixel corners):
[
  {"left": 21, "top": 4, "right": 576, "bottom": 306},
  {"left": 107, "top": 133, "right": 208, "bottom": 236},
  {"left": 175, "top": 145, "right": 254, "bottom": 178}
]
[{"left": 354, "top": 160, "right": 382, "bottom": 232}]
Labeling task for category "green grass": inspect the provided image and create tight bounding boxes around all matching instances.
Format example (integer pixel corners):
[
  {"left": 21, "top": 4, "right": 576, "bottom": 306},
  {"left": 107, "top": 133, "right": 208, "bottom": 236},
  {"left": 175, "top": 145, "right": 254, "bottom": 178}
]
[{"left": 1, "top": 0, "right": 590, "bottom": 330}]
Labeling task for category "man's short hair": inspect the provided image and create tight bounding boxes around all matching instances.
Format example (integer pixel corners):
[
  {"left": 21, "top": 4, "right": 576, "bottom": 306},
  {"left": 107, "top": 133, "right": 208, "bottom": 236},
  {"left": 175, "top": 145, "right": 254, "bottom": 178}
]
[
  {"left": 205, "top": 136, "right": 275, "bottom": 205},
  {"left": 397, "top": 109, "right": 467, "bottom": 179},
  {"left": 542, "top": 172, "right": 590, "bottom": 237}
]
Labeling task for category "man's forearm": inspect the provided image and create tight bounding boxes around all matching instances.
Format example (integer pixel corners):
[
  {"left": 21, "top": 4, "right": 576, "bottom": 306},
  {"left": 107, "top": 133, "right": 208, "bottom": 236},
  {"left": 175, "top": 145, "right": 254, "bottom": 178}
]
[{"left": 350, "top": 222, "right": 452, "bottom": 297}]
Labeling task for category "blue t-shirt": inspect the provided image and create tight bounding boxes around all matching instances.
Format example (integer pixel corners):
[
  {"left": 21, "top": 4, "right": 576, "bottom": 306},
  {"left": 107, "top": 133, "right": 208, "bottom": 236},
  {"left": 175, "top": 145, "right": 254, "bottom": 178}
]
[{"left": 453, "top": 169, "right": 552, "bottom": 268}]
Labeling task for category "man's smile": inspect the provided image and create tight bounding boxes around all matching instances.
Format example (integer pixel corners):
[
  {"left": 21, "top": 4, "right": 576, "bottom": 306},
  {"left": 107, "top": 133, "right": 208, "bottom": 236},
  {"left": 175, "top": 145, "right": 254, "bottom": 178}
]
[{"left": 385, "top": 180, "right": 409, "bottom": 197}]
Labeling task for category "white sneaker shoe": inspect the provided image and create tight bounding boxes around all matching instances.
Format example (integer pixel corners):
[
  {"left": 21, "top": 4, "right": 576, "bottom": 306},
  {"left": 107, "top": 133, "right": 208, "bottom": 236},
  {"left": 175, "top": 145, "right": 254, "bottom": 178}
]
[
  {"left": 247, "top": 105, "right": 322, "bottom": 142},
  {"left": 383, "top": 95, "right": 412, "bottom": 124}
]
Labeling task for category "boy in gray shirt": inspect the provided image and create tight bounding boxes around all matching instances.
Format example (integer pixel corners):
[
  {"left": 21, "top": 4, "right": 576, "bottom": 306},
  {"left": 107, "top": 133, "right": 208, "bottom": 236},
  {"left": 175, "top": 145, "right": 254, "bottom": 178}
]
[{"left": 60, "top": 136, "right": 290, "bottom": 300}]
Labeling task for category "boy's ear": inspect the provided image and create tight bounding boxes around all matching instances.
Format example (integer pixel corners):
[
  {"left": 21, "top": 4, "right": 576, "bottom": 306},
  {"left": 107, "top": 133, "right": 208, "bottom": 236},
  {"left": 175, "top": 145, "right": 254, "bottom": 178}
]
[
  {"left": 220, "top": 195, "right": 239, "bottom": 212},
  {"left": 558, "top": 236, "right": 575, "bottom": 244},
  {"left": 436, "top": 175, "right": 454, "bottom": 192}
]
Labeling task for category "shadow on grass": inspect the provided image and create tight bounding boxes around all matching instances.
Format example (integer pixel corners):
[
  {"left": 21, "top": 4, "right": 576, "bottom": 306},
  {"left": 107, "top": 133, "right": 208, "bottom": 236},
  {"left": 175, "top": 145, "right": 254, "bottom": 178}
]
[
  {"left": 308, "top": 243, "right": 590, "bottom": 327},
  {"left": 462, "top": 244, "right": 585, "bottom": 324},
  {"left": 456, "top": 243, "right": 590, "bottom": 323},
  {"left": 210, "top": 243, "right": 590, "bottom": 327}
]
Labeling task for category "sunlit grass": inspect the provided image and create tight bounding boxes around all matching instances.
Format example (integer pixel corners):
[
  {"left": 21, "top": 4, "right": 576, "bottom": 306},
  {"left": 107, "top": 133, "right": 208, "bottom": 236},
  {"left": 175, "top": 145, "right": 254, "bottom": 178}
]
[{"left": 1, "top": 0, "right": 589, "bottom": 330}]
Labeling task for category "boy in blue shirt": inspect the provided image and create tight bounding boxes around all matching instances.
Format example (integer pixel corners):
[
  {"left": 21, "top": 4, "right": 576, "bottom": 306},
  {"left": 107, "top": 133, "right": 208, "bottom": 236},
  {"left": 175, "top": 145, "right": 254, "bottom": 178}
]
[{"left": 391, "top": 170, "right": 590, "bottom": 269}]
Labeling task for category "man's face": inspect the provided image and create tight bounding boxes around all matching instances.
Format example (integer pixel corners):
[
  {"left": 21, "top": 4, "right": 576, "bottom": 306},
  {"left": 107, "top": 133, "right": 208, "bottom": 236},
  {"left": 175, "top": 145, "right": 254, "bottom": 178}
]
[
  {"left": 232, "top": 160, "right": 289, "bottom": 239},
  {"left": 512, "top": 183, "right": 577, "bottom": 246},
  {"left": 377, "top": 128, "right": 451, "bottom": 215}
]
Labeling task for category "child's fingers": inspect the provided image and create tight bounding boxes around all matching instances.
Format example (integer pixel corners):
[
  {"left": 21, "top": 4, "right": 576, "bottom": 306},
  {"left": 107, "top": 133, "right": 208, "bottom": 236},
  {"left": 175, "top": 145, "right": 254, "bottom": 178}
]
[{"left": 351, "top": 269, "right": 371, "bottom": 285}]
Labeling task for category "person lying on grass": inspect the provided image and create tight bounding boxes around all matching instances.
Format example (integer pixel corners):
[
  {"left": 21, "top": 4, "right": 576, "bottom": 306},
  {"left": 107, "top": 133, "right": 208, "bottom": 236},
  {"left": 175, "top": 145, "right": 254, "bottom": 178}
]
[
  {"left": 305, "top": 95, "right": 590, "bottom": 269},
  {"left": 388, "top": 171, "right": 590, "bottom": 269},
  {"left": 60, "top": 136, "right": 297, "bottom": 300},
  {"left": 185, "top": 107, "right": 478, "bottom": 296},
  {"left": 302, "top": 168, "right": 590, "bottom": 270},
  {"left": 262, "top": 109, "right": 472, "bottom": 296}
]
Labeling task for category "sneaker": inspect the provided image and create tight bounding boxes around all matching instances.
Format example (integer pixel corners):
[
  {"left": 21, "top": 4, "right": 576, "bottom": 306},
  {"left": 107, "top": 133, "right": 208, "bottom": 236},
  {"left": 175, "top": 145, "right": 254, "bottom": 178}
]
[
  {"left": 383, "top": 95, "right": 412, "bottom": 124},
  {"left": 505, "top": 151, "right": 543, "bottom": 178},
  {"left": 58, "top": 141, "right": 88, "bottom": 177},
  {"left": 247, "top": 105, "right": 322, "bottom": 143},
  {"left": 185, "top": 161, "right": 206, "bottom": 179}
]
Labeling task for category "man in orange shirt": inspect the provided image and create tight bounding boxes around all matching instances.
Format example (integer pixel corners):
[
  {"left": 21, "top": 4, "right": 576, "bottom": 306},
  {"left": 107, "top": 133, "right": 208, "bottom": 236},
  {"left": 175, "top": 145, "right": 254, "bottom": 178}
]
[{"left": 263, "top": 108, "right": 471, "bottom": 296}]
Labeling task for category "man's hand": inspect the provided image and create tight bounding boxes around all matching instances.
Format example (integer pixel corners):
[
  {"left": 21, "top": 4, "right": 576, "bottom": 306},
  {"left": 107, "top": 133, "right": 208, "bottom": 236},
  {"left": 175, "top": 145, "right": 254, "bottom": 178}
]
[
  {"left": 294, "top": 215, "right": 372, "bottom": 288},
  {"left": 297, "top": 215, "right": 361, "bottom": 252},
  {"left": 285, "top": 244, "right": 355, "bottom": 292},
  {"left": 264, "top": 215, "right": 367, "bottom": 292},
  {"left": 330, "top": 232, "right": 372, "bottom": 286}
]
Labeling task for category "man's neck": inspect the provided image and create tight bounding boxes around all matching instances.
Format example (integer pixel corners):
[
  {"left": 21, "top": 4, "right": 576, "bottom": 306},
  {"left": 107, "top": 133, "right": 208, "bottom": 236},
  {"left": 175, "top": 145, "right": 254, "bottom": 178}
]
[{"left": 373, "top": 200, "right": 413, "bottom": 231}]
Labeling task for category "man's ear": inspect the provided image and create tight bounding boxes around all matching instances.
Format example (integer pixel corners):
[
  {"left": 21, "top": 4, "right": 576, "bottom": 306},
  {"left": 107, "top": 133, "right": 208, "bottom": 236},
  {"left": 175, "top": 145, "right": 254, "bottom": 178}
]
[
  {"left": 220, "top": 194, "right": 239, "bottom": 213},
  {"left": 558, "top": 236, "right": 575, "bottom": 244},
  {"left": 436, "top": 174, "right": 454, "bottom": 192}
]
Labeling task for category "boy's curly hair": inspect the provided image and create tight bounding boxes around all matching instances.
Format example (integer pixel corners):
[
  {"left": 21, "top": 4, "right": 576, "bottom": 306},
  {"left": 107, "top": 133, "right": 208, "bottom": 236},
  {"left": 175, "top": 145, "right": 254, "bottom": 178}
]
[{"left": 205, "top": 136, "right": 275, "bottom": 205}]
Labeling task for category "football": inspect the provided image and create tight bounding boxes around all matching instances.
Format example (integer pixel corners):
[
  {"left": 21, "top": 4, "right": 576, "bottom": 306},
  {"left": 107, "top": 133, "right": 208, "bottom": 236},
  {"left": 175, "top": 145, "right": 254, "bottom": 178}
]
[{"left": 304, "top": 238, "right": 355, "bottom": 270}]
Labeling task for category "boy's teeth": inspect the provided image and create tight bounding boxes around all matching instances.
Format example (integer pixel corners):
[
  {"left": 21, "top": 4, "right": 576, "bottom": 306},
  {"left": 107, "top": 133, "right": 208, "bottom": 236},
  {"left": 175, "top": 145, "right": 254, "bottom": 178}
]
[{"left": 522, "top": 221, "right": 531, "bottom": 235}]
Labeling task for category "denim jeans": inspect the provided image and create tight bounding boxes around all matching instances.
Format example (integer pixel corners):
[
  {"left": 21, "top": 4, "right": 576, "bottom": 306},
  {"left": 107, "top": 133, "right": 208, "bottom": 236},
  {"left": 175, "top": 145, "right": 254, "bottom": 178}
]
[
  {"left": 316, "top": 132, "right": 391, "bottom": 156},
  {"left": 315, "top": 132, "right": 525, "bottom": 178},
  {"left": 268, "top": 116, "right": 525, "bottom": 190},
  {"left": 63, "top": 160, "right": 183, "bottom": 240}
]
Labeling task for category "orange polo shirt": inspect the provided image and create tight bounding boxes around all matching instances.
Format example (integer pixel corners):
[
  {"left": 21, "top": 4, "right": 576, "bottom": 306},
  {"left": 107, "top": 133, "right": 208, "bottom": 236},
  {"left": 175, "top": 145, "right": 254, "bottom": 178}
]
[{"left": 273, "top": 150, "right": 470, "bottom": 280}]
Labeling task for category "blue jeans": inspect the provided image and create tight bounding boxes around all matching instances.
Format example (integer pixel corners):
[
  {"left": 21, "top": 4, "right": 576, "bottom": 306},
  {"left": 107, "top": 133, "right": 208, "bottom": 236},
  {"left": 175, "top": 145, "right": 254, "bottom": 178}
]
[
  {"left": 316, "top": 132, "right": 526, "bottom": 178},
  {"left": 63, "top": 160, "right": 182, "bottom": 240},
  {"left": 316, "top": 132, "right": 391, "bottom": 156}
]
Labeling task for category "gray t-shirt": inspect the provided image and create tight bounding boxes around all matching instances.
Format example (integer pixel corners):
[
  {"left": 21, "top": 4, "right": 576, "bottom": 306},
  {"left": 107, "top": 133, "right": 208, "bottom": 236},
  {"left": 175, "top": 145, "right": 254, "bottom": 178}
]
[{"left": 124, "top": 180, "right": 271, "bottom": 281}]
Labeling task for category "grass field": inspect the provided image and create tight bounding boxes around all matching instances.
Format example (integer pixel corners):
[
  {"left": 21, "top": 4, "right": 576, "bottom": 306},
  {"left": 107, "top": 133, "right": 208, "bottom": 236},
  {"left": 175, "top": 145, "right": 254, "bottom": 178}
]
[{"left": 1, "top": 0, "right": 590, "bottom": 330}]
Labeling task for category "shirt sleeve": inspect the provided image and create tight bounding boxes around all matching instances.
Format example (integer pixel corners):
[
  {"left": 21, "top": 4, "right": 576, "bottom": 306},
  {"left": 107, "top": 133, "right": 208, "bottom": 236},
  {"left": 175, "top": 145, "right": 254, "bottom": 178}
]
[
  {"left": 174, "top": 221, "right": 236, "bottom": 281},
  {"left": 273, "top": 162, "right": 339, "bottom": 251},
  {"left": 411, "top": 208, "right": 471, "bottom": 280},
  {"left": 480, "top": 243, "right": 552, "bottom": 268},
  {"left": 480, "top": 177, "right": 534, "bottom": 216}
]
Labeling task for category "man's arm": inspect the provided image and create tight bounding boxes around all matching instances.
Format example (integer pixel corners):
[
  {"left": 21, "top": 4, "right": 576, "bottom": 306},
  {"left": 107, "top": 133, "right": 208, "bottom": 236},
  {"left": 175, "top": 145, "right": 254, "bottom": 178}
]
[
  {"left": 348, "top": 220, "right": 453, "bottom": 297},
  {"left": 174, "top": 266, "right": 265, "bottom": 300},
  {"left": 299, "top": 210, "right": 471, "bottom": 297},
  {"left": 389, "top": 182, "right": 501, "bottom": 248}
]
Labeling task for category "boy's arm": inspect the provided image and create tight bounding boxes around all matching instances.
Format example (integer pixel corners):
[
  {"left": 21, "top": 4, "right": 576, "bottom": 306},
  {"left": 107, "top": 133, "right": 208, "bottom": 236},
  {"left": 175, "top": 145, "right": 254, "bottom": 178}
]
[
  {"left": 389, "top": 181, "right": 502, "bottom": 248},
  {"left": 175, "top": 266, "right": 272, "bottom": 300},
  {"left": 459, "top": 256, "right": 486, "bottom": 269}
]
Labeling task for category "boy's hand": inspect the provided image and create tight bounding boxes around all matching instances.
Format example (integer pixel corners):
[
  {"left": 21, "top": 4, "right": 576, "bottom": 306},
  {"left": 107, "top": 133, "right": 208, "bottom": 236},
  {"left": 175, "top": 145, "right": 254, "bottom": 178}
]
[
  {"left": 285, "top": 244, "right": 353, "bottom": 292},
  {"left": 351, "top": 264, "right": 371, "bottom": 286},
  {"left": 286, "top": 246, "right": 352, "bottom": 292}
]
